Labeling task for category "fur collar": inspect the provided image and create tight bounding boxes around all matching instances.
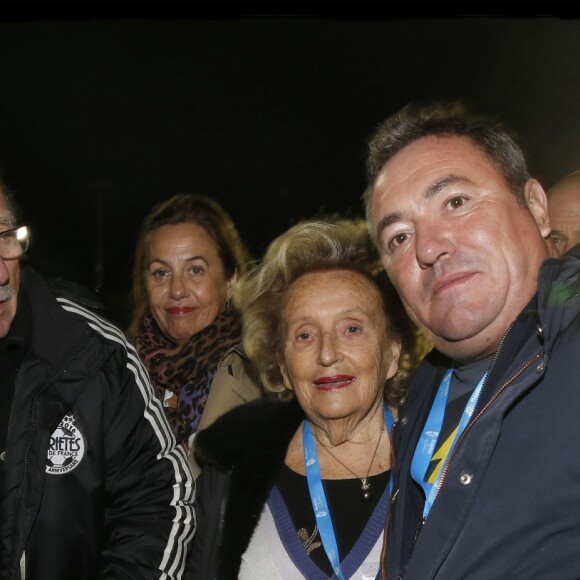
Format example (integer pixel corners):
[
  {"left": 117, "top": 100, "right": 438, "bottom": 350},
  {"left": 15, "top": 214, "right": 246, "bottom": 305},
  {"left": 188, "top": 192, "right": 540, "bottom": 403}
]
[
  {"left": 194, "top": 397, "right": 304, "bottom": 578},
  {"left": 195, "top": 396, "right": 304, "bottom": 471}
]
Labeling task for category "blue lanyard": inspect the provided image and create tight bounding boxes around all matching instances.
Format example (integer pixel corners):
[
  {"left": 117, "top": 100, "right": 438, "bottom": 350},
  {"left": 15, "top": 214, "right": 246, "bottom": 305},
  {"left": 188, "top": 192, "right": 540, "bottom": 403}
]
[
  {"left": 411, "top": 369, "right": 487, "bottom": 520},
  {"left": 303, "top": 405, "right": 395, "bottom": 579}
]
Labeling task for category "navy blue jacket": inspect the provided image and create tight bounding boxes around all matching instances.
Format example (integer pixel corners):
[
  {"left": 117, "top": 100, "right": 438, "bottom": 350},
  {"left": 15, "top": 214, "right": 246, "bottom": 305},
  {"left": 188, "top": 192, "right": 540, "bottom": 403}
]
[{"left": 384, "top": 248, "right": 580, "bottom": 579}]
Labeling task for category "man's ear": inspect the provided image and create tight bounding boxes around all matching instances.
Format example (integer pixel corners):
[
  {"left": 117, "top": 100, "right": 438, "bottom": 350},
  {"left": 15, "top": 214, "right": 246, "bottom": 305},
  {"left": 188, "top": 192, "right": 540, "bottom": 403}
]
[{"left": 525, "top": 179, "right": 551, "bottom": 238}]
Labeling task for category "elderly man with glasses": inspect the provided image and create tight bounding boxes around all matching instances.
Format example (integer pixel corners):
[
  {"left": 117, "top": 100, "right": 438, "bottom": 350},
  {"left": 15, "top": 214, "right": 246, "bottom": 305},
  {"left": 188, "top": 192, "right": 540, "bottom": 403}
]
[{"left": 0, "top": 182, "right": 195, "bottom": 580}]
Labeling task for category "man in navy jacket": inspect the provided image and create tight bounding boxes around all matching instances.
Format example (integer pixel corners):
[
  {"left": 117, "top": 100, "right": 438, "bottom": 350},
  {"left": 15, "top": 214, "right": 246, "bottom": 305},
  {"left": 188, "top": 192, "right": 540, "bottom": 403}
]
[
  {"left": 364, "top": 102, "right": 580, "bottom": 578},
  {"left": 0, "top": 182, "right": 195, "bottom": 579}
]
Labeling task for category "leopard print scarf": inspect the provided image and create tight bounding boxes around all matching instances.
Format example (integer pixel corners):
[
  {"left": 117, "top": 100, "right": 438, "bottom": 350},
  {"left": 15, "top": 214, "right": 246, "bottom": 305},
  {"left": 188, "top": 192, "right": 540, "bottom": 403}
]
[{"left": 136, "top": 306, "right": 242, "bottom": 449}]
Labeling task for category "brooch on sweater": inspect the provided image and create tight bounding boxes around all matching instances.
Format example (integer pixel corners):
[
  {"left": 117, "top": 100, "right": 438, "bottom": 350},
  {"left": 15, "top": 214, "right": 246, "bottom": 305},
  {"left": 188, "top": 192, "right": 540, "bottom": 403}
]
[{"left": 297, "top": 526, "right": 322, "bottom": 555}]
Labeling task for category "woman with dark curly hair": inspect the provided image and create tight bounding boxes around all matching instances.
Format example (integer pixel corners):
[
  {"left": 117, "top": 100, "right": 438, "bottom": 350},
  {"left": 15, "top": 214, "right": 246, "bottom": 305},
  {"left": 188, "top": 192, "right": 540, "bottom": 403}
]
[
  {"left": 128, "top": 193, "right": 262, "bottom": 475},
  {"left": 187, "top": 218, "right": 421, "bottom": 579}
]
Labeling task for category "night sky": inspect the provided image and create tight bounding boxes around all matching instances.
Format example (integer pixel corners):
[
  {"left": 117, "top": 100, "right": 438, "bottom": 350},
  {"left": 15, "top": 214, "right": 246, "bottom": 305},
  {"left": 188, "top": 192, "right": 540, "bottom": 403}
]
[{"left": 0, "top": 7, "right": 579, "bottom": 326}]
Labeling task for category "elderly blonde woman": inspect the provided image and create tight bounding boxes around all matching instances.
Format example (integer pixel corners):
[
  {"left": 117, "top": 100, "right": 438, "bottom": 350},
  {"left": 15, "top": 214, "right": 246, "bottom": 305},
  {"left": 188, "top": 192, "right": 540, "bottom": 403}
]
[{"left": 187, "top": 218, "right": 420, "bottom": 579}]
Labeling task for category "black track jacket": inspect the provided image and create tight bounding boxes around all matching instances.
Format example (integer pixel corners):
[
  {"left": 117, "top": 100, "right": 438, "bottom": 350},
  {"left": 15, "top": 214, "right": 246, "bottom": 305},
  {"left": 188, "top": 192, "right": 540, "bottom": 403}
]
[{"left": 1, "top": 267, "right": 195, "bottom": 579}]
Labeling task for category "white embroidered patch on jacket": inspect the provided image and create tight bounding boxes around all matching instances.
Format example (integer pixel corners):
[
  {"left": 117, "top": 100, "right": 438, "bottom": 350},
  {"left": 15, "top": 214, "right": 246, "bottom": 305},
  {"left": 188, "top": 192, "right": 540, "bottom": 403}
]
[{"left": 46, "top": 413, "right": 85, "bottom": 475}]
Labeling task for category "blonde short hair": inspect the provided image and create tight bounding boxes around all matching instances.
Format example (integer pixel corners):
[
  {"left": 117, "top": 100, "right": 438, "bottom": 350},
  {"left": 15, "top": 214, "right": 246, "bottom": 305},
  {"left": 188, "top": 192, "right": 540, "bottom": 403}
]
[{"left": 235, "top": 218, "right": 419, "bottom": 406}]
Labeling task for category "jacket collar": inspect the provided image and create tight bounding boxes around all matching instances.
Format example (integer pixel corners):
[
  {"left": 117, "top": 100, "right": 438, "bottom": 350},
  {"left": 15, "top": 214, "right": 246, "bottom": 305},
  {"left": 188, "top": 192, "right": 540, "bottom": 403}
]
[
  {"left": 17, "top": 266, "right": 110, "bottom": 431},
  {"left": 484, "top": 248, "right": 580, "bottom": 395},
  {"left": 410, "top": 249, "right": 580, "bottom": 398},
  {"left": 195, "top": 397, "right": 304, "bottom": 472},
  {"left": 21, "top": 266, "right": 94, "bottom": 372},
  {"left": 194, "top": 397, "right": 305, "bottom": 579},
  {"left": 390, "top": 251, "right": 580, "bottom": 576},
  {"left": 536, "top": 245, "right": 580, "bottom": 349},
  {"left": 396, "top": 250, "right": 580, "bottom": 481}
]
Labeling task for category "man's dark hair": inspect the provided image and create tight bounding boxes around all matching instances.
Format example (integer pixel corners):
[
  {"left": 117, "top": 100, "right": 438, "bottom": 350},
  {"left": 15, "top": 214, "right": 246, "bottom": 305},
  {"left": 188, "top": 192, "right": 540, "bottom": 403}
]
[{"left": 363, "top": 101, "right": 530, "bottom": 219}]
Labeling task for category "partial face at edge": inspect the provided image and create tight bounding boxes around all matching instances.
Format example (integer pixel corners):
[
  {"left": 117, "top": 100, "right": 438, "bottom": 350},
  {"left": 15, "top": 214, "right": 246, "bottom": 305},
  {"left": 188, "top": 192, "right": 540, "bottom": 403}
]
[
  {"left": 368, "top": 135, "right": 551, "bottom": 362},
  {"left": 548, "top": 175, "right": 580, "bottom": 256},
  {"left": 0, "top": 194, "right": 20, "bottom": 338}
]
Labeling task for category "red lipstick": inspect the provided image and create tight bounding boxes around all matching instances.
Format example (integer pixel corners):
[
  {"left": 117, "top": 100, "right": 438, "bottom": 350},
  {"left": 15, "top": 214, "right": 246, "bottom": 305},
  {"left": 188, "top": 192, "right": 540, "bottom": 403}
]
[
  {"left": 313, "top": 375, "right": 355, "bottom": 391},
  {"left": 166, "top": 306, "right": 195, "bottom": 316}
]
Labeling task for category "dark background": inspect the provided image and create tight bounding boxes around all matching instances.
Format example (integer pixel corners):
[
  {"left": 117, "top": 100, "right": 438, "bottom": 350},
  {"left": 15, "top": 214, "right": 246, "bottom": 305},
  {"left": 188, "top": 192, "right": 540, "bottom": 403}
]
[{"left": 0, "top": 7, "right": 579, "bottom": 326}]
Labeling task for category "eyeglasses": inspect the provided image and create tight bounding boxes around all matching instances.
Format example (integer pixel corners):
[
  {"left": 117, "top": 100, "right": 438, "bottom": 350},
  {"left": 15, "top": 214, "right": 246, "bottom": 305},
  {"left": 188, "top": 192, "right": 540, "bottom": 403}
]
[{"left": 0, "top": 226, "right": 30, "bottom": 260}]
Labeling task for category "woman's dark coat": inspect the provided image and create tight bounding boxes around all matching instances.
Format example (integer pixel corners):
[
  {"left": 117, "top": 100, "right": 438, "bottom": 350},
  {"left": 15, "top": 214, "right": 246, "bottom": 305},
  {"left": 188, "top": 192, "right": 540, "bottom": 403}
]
[{"left": 186, "top": 397, "right": 304, "bottom": 579}]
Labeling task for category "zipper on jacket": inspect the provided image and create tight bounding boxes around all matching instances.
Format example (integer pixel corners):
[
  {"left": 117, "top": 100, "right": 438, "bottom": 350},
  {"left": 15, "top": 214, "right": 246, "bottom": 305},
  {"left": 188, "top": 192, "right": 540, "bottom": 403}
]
[
  {"left": 399, "top": 351, "right": 543, "bottom": 577},
  {"left": 433, "top": 349, "right": 541, "bottom": 505},
  {"left": 430, "top": 323, "right": 514, "bottom": 504},
  {"left": 382, "top": 323, "right": 542, "bottom": 580},
  {"left": 393, "top": 350, "right": 542, "bottom": 580},
  {"left": 450, "top": 351, "right": 541, "bottom": 457},
  {"left": 8, "top": 334, "right": 92, "bottom": 576}
]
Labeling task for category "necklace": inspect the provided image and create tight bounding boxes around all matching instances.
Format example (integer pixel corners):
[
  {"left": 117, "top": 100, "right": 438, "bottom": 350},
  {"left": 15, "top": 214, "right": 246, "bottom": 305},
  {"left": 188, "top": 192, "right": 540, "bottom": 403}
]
[{"left": 314, "top": 421, "right": 385, "bottom": 502}]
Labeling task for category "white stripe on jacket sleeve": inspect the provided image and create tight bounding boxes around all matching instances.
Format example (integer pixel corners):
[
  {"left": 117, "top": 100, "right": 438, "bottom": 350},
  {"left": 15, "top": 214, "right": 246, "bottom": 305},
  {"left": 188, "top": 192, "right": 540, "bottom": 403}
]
[{"left": 57, "top": 297, "right": 196, "bottom": 578}]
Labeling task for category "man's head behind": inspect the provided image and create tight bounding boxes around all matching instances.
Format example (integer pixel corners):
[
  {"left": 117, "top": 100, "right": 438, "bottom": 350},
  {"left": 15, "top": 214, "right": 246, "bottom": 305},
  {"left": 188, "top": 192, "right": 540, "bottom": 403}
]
[
  {"left": 548, "top": 170, "right": 580, "bottom": 255},
  {"left": 365, "top": 101, "right": 552, "bottom": 363}
]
